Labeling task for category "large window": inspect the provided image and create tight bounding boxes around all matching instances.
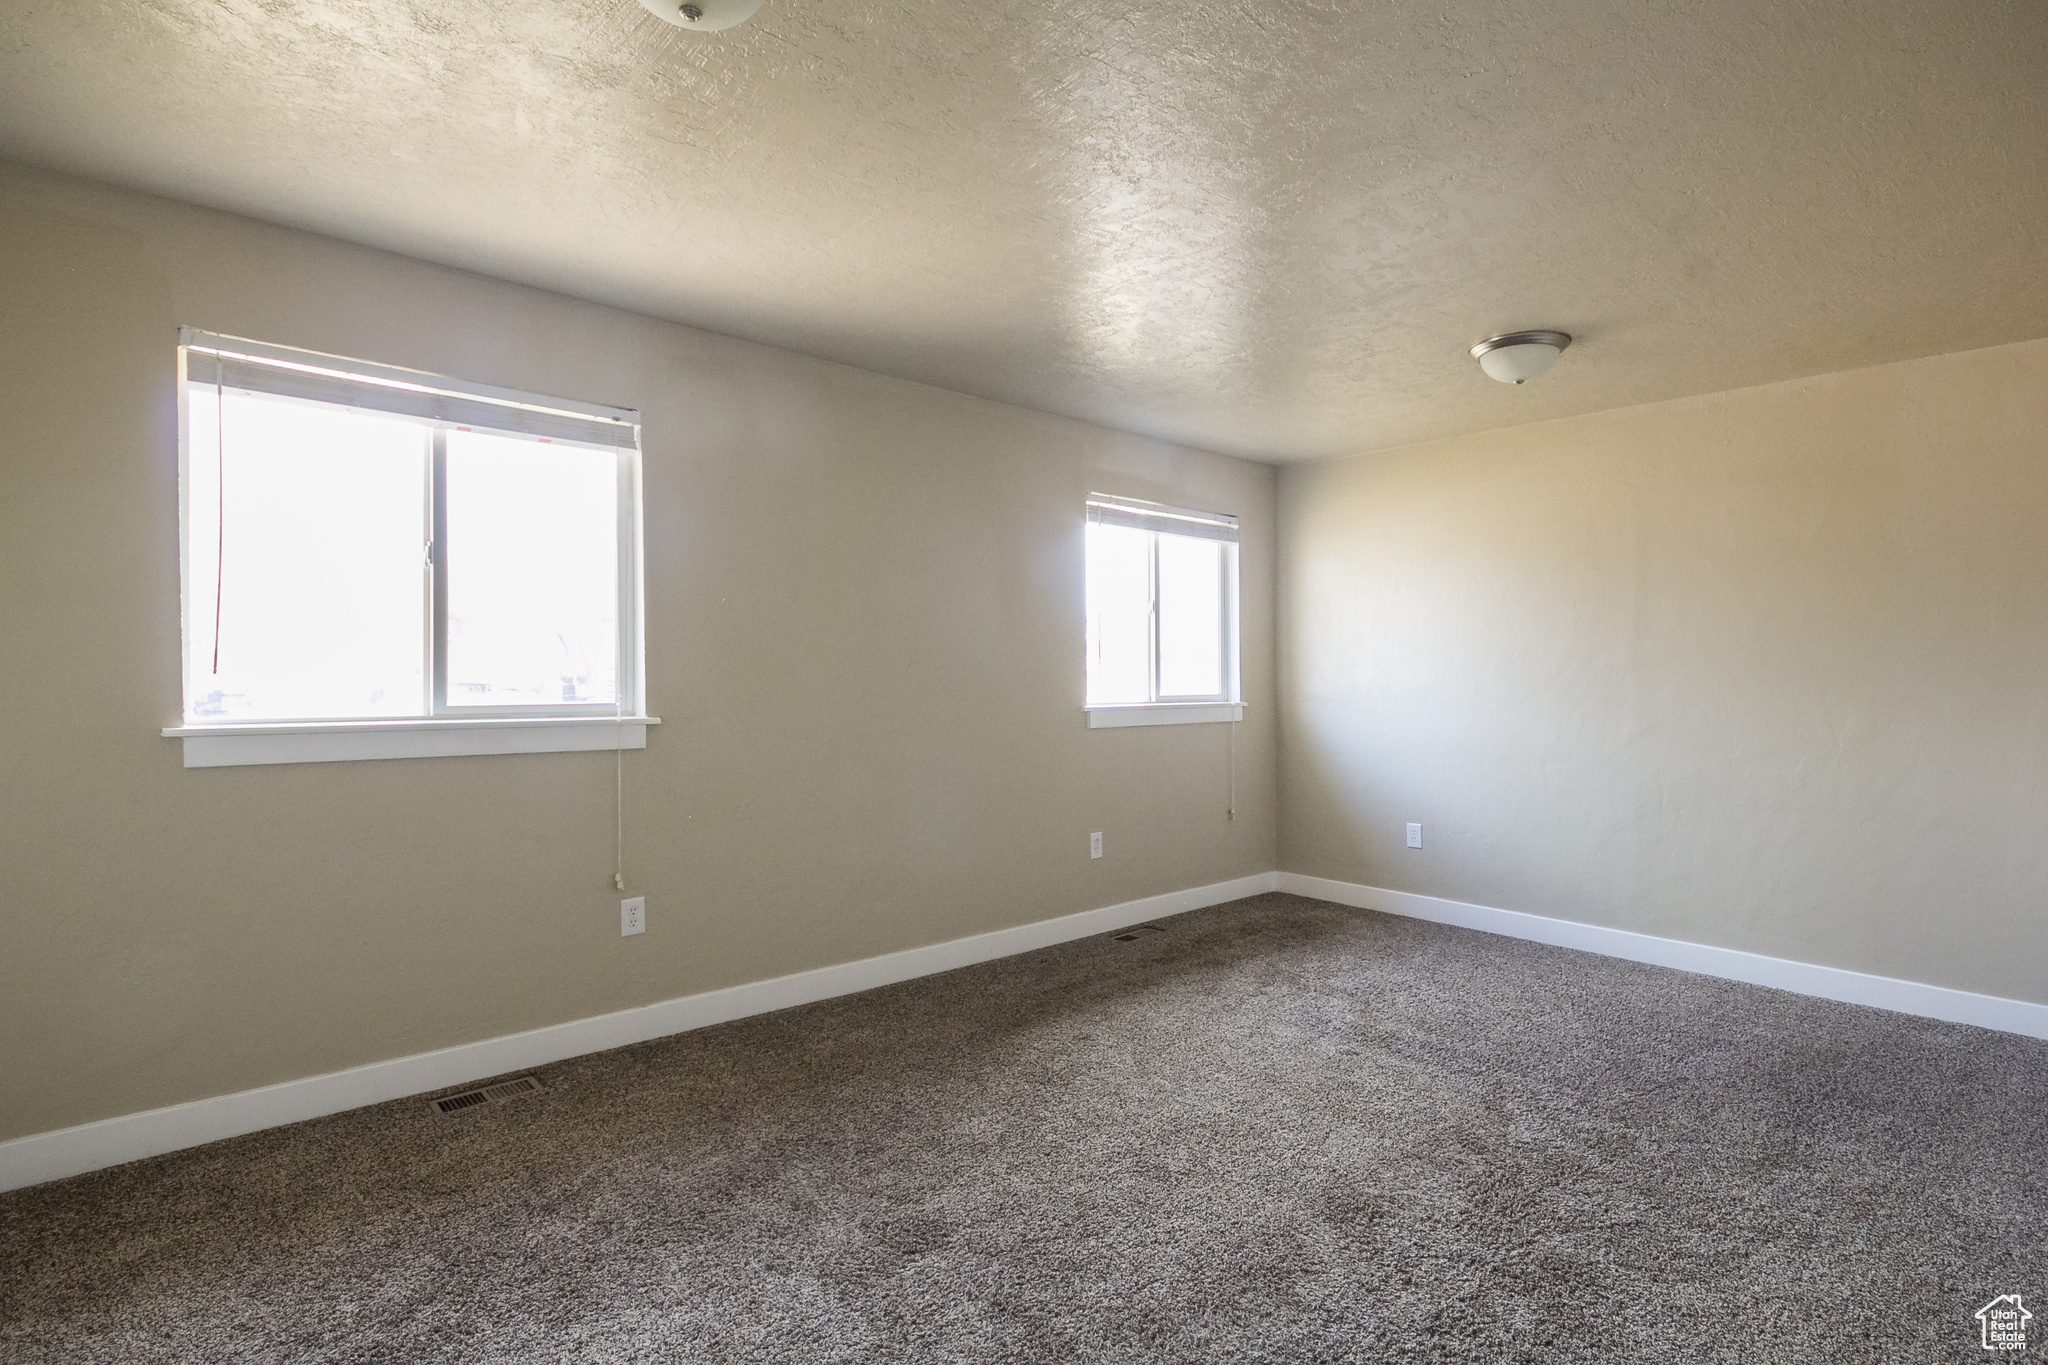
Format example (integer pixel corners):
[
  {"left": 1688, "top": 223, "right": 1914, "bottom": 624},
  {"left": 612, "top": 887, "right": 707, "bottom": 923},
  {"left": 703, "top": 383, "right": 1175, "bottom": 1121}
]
[
  {"left": 1084, "top": 494, "right": 1241, "bottom": 727},
  {"left": 169, "top": 331, "right": 649, "bottom": 767}
]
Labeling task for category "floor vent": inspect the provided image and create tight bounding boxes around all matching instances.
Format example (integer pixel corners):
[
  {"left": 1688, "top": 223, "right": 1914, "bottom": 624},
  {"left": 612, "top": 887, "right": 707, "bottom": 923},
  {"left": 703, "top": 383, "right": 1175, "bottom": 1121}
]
[
  {"left": 430, "top": 1076, "right": 544, "bottom": 1115},
  {"left": 1111, "top": 923, "right": 1168, "bottom": 943}
]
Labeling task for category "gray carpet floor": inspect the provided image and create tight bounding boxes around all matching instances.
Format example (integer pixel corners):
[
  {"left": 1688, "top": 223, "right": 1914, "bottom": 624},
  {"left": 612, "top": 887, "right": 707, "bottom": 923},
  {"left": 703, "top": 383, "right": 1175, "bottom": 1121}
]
[{"left": 4, "top": 892, "right": 2046, "bottom": 1362}]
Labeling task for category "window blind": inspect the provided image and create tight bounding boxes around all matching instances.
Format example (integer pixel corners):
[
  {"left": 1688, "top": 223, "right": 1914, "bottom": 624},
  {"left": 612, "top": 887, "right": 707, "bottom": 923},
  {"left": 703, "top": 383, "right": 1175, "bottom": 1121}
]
[
  {"left": 179, "top": 329, "right": 639, "bottom": 449},
  {"left": 1086, "top": 494, "right": 1239, "bottom": 544}
]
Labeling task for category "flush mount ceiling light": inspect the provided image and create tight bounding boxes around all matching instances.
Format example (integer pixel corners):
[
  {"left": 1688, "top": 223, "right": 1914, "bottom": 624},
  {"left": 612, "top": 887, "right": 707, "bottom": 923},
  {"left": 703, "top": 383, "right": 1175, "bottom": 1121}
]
[
  {"left": 1470, "top": 330, "right": 1573, "bottom": 385},
  {"left": 637, "top": 0, "right": 763, "bottom": 30}
]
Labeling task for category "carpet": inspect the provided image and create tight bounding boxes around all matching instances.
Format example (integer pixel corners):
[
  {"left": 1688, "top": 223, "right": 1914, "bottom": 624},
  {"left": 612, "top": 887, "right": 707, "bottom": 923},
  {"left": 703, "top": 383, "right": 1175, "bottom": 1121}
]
[{"left": 4, "top": 892, "right": 2045, "bottom": 1362}]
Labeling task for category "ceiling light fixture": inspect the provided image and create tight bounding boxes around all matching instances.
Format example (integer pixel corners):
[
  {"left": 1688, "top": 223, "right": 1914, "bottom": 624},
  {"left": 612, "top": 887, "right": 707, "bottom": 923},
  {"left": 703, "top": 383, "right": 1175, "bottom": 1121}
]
[
  {"left": 638, "top": 0, "right": 763, "bottom": 30},
  {"left": 1470, "top": 330, "right": 1572, "bottom": 385}
]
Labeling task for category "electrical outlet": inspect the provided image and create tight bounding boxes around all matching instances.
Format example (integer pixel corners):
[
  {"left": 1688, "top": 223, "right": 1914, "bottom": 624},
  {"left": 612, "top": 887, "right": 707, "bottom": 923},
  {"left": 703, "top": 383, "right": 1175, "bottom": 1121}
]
[
  {"left": 620, "top": 896, "right": 646, "bottom": 936},
  {"left": 1405, "top": 823, "right": 1423, "bottom": 849},
  {"left": 1089, "top": 832, "right": 1103, "bottom": 859}
]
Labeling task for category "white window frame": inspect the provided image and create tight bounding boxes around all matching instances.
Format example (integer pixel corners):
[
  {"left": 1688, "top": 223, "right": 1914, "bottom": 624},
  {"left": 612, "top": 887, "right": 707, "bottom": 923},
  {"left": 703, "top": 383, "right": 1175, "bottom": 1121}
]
[
  {"left": 164, "top": 330, "right": 655, "bottom": 767},
  {"left": 1084, "top": 494, "right": 1243, "bottom": 729}
]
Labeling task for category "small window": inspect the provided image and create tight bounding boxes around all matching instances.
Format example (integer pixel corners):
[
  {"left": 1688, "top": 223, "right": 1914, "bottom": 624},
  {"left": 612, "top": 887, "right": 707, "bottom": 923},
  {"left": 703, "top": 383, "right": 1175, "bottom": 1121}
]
[
  {"left": 1084, "top": 494, "right": 1241, "bottom": 727},
  {"left": 169, "top": 331, "right": 650, "bottom": 766}
]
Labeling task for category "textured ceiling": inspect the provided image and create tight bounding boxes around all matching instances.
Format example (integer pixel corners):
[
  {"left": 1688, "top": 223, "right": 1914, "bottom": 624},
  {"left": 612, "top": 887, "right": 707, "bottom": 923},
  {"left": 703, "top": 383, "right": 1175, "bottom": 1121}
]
[{"left": 2, "top": 0, "right": 2045, "bottom": 461}]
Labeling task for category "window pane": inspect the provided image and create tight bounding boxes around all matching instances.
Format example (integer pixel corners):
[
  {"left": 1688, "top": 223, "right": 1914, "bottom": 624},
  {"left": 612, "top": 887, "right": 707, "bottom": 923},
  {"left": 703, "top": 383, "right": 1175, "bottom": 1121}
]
[
  {"left": 1157, "top": 533, "right": 1224, "bottom": 698},
  {"left": 444, "top": 430, "right": 618, "bottom": 707},
  {"left": 1086, "top": 522, "right": 1151, "bottom": 705},
  {"left": 184, "top": 388, "right": 427, "bottom": 720}
]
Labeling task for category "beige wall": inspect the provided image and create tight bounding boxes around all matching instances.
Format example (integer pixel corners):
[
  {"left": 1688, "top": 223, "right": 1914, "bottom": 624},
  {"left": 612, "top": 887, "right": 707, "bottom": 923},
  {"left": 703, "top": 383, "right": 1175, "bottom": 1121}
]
[
  {"left": 1279, "top": 336, "right": 2048, "bottom": 1004},
  {"left": 0, "top": 163, "right": 1278, "bottom": 1142}
]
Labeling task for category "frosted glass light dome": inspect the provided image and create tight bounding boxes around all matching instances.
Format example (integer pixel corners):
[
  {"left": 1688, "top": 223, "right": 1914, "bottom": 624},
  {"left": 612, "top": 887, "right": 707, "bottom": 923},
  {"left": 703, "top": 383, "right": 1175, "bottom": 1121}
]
[
  {"left": 637, "top": 0, "right": 763, "bottom": 30},
  {"left": 1470, "top": 330, "right": 1572, "bottom": 384}
]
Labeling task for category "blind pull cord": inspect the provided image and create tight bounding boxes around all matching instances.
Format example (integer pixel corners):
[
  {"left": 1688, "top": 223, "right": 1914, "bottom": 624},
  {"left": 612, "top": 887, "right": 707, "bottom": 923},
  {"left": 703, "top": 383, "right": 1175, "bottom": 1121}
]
[
  {"left": 212, "top": 352, "right": 225, "bottom": 675},
  {"left": 1228, "top": 715, "right": 1238, "bottom": 822},
  {"left": 613, "top": 460, "right": 627, "bottom": 893},
  {"left": 613, "top": 723, "right": 625, "bottom": 893}
]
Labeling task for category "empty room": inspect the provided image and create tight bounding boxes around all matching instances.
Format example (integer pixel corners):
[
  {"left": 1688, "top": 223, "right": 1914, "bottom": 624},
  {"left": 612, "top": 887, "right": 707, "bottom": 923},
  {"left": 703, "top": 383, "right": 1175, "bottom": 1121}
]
[{"left": 3, "top": 1, "right": 2046, "bottom": 1359}]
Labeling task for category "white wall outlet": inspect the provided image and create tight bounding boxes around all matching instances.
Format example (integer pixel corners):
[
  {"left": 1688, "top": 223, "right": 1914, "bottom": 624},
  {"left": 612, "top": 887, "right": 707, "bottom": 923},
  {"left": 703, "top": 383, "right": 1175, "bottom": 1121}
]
[
  {"left": 1405, "top": 822, "right": 1423, "bottom": 849},
  {"left": 1089, "top": 832, "right": 1103, "bottom": 859},
  {"left": 620, "top": 896, "right": 646, "bottom": 936}
]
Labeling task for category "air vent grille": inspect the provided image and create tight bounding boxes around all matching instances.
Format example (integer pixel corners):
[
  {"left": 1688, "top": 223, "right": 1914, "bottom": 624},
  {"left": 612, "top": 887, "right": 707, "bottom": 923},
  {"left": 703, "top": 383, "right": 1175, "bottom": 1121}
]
[
  {"left": 1111, "top": 923, "right": 1168, "bottom": 943},
  {"left": 430, "top": 1075, "right": 545, "bottom": 1115},
  {"left": 480, "top": 1076, "right": 545, "bottom": 1102}
]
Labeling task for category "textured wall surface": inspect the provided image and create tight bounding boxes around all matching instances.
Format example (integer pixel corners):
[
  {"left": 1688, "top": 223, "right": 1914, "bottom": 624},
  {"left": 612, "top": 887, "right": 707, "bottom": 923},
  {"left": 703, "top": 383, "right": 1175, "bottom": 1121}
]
[
  {"left": 0, "top": 0, "right": 2043, "bottom": 460},
  {"left": 0, "top": 163, "right": 1277, "bottom": 1142},
  {"left": 1279, "top": 336, "right": 2048, "bottom": 1003}
]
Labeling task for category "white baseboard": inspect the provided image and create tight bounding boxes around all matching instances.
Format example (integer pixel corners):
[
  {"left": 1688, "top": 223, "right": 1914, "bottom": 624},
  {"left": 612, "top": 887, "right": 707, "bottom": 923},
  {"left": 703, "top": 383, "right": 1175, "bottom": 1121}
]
[
  {"left": 19, "top": 868, "right": 2035, "bottom": 1195},
  {"left": 1276, "top": 872, "right": 2048, "bottom": 1042},
  {"left": 0, "top": 871, "right": 1279, "bottom": 1193}
]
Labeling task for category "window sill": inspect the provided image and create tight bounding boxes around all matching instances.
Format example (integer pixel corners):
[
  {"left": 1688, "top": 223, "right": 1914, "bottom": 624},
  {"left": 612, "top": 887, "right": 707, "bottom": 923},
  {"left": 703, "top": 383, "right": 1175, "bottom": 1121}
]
[
  {"left": 1085, "top": 703, "right": 1243, "bottom": 729},
  {"left": 163, "top": 716, "right": 659, "bottom": 768}
]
